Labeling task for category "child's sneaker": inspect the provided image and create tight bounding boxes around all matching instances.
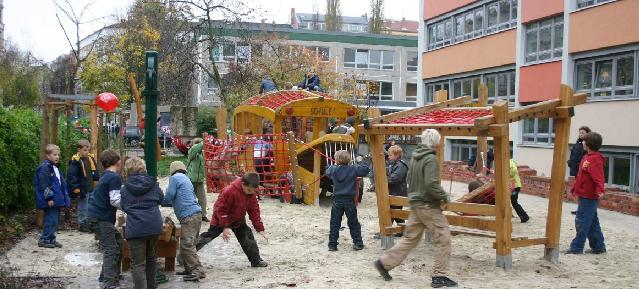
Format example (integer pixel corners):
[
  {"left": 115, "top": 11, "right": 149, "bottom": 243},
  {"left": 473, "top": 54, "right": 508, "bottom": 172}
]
[
  {"left": 431, "top": 276, "right": 457, "bottom": 288},
  {"left": 251, "top": 260, "right": 268, "bottom": 267},
  {"left": 353, "top": 244, "right": 365, "bottom": 251},
  {"left": 38, "top": 241, "right": 55, "bottom": 248},
  {"left": 328, "top": 246, "right": 338, "bottom": 251},
  {"left": 374, "top": 259, "right": 392, "bottom": 281},
  {"left": 53, "top": 241, "right": 63, "bottom": 248}
]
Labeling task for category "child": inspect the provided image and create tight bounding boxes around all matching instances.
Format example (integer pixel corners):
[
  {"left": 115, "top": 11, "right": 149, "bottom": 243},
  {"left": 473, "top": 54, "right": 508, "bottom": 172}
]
[
  {"left": 35, "top": 144, "right": 71, "bottom": 248},
  {"left": 510, "top": 159, "right": 529, "bottom": 223},
  {"left": 325, "top": 150, "right": 370, "bottom": 251},
  {"left": 163, "top": 161, "right": 206, "bottom": 282},
  {"left": 67, "top": 139, "right": 100, "bottom": 232},
  {"left": 386, "top": 145, "right": 408, "bottom": 231},
  {"left": 88, "top": 149, "right": 122, "bottom": 289},
  {"left": 567, "top": 132, "right": 607, "bottom": 254},
  {"left": 187, "top": 137, "right": 208, "bottom": 222},
  {"left": 120, "top": 157, "right": 164, "bottom": 289}
]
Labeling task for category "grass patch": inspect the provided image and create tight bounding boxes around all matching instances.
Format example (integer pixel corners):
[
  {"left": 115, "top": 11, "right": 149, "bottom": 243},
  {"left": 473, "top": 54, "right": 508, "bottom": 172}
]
[{"left": 157, "top": 156, "right": 188, "bottom": 177}]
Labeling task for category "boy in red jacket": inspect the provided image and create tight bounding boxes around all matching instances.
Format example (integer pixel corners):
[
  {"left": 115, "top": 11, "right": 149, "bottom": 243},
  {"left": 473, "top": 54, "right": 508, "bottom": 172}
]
[
  {"left": 566, "top": 132, "right": 606, "bottom": 254},
  {"left": 196, "top": 173, "right": 269, "bottom": 267}
]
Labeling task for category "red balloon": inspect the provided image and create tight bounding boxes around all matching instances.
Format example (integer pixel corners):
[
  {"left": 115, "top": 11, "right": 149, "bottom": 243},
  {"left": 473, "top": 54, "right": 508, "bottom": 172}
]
[{"left": 96, "top": 92, "right": 120, "bottom": 112}]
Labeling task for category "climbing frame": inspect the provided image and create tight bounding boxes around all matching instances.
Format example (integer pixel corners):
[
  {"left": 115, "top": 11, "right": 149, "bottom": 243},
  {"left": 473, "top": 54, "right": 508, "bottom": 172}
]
[{"left": 360, "top": 84, "right": 586, "bottom": 269}]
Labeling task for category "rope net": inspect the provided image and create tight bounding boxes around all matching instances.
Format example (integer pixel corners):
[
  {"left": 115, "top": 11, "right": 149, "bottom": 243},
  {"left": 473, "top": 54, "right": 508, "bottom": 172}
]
[{"left": 389, "top": 108, "right": 492, "bottom": 125}]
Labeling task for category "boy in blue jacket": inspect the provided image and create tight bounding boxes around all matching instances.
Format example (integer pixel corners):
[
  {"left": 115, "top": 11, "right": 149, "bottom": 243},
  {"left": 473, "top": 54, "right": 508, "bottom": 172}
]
[
  {"left": 67, "top": 139, "right": 100, "bottom": 232},
  {"left": 88, "top": 149, "right": 122, "bottom": 289},
  {"left": 163, "top": 161, "right": 206, "bottom": 282},
  {"left": 325, "top": 150, "right": 370, "bottom": 251},
  {"left": 35, "top": 144, "right": 71, "bottom": 248}
]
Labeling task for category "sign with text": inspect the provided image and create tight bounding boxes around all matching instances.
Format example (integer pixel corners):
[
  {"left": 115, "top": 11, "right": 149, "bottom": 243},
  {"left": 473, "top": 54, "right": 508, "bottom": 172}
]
[{"left": 309, "top": 107, "right": 335, "bottom": 116}]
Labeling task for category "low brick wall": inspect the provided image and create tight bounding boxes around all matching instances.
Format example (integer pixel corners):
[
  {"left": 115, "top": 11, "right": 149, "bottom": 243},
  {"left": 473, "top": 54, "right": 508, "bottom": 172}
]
[{"left": 442, "top": 161, "right": 639, "bottom": 216}]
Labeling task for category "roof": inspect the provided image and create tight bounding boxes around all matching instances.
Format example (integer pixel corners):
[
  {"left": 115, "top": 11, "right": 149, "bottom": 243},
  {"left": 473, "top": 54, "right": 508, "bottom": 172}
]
[
  {"left": 242, "top": 90, "right": 333, "bottom": 111},
  {"left": 296, "top": 13, "right": 368, "bottom": 25},
  {"left": 383, "top": 19, "right": 419, "bottom": 33},
  {"left": 389, "top": 108, "right": 493, "bottom": 125}
]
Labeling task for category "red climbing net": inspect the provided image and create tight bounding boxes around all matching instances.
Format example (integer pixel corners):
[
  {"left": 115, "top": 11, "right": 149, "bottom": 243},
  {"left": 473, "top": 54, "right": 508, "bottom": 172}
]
[
  {"left": 243, "top": 91, "right": 333, "bottom": 110},
  {"left": 203, "top": 133, "right": 296, "bottom": 201},
  {"left": 389, "top": 108, "right": 493, "bottom": 125}
]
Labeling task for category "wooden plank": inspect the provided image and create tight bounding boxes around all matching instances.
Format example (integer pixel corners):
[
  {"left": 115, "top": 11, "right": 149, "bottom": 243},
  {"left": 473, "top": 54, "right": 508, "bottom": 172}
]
[
  {"left": 366, "top": 96, "right": 472, "bottom": 125},
  {"left": 446, "top": 202, "right": 496, "bottom": 216},
  {"left": 127, "top": 73, "right": 145, "bottom": 136},
  {"left": 493, "top": 237, "right": 548, "bottom": 249},
  {"left": 389, "top": 195, "right": 409, "bottom": 206},
  {"left": 287, "top": 132, "right": 303, "bottom": 200},
  {"left": 446, "top": 215, "right": 496, "bottom": 231},
  {"left": 451, "top": 227, "right": 496, "bottom": 238},
  {"left": 478, "top": 83, "right": 488, "bottom": 107},
  {"left": 435, "top": 89, "right": 448, "bottom": 103},
  {"left": 492, "top": 101, "right": 513, "bottom": 259},
  {"left": 545, "top": 85, "right": 573, "bottom": 261},
  {"left": 385, "top": 225, "right": 405, "bottom": 235},
  {"left": 456, "top": 182, "right": 494, "bottom": 203},
  {"left": 390, "top": 209, "right": 410, "bottom": 220},
  {"left": 371, "top": 134, "right": 393, "bottom": 236},
  {"left": 312, "top": 148, "right": 321, "bottom": 206}
]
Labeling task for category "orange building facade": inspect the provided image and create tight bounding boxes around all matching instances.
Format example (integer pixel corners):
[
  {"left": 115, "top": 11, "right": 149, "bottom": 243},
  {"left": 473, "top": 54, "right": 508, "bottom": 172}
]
[{"left": 419, "top": 0, "right": 639, "bottom": 193}]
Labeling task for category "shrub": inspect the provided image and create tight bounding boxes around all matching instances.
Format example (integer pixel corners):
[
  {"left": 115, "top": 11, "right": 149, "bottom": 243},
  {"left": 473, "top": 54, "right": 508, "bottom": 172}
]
[{"left": 196, "top": 107, "right": 217, "bottom": 136}]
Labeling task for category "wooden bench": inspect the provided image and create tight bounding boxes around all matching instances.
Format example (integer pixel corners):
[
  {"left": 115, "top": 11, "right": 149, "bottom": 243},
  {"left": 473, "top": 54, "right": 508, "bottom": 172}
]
[{"left": 118, "top": 223, "right": 181, "bottom": 272}]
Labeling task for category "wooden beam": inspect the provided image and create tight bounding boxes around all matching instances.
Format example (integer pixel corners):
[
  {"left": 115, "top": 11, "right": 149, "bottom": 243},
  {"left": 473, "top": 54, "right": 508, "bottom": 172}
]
[
  {"left": 371, "top": 134, "right": 393, "bottom": 236},
  {"left": 287, "top": 132, "right": 303, "bottom": 200},
  {"left": 474, "top": 99, "right": 563, "bottom": 130},
  {"left": 389, "top": 195, "right": 409, "bottom": 206},
  {"left": 478, "top": 83, "right": 488, "bottom": 107},
  {"left": 446, "top": 215, "right": 496, "bottom": 231},
  {"left": 90, "top": 101, "right": 99, "bottom": 160},
  {"left": 385, "top": 226, "right": 405, "bottom": 235},
  {"left": 493, "top": 237, "right": 548, "bottom": 249},
  {"left": 216, "top": 105, "right": 227, "bottom": 140},
  {"left": 491, "top": 100, "right": 513, "bottom": 267},
  {"left": 435, "top": 89, "right": 448, "bottom": 103},
  {"left": 390, "top": 209, "right": 410, "bottom": 220},
  {"left": 544, "top": 85, "right": 573, "bottom": 263},
  {"left": 446, "top": 202, "right": 496, "bottom": 216},
  {"left": 40, "top": 100, "right": 50, "bottom": 161},
  {"left": 365, "top": 96, "right": 472, "bottom": 125},
  {"left": 127, "top": 73, "right": 144, "bottom": 136},
  {"left": 451, "top": 228, "right": 496, "bottom": 238}
]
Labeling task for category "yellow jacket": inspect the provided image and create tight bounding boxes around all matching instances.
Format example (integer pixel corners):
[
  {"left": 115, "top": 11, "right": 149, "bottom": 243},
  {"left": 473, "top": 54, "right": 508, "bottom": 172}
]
[{"left": 509, "top": 159, "right": 522, "bottom": 188}]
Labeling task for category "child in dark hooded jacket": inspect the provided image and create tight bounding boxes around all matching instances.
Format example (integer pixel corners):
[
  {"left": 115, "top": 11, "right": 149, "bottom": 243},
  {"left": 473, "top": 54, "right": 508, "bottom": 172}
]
[
  {"left": 325, "top": 150, "right": 369, "bottom": 251},
  {"left": 120, "top": 157, "right": 164, "bottom": 289}
]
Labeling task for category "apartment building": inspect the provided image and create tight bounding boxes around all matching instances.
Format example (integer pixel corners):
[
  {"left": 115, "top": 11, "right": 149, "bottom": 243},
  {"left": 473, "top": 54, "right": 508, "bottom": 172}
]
[
  {"left": 198, "top": 23, "right": 419, "bottom": 114},
  {"left": 419, "top": 0, "right": 639, "bottom": 193},
  {"left": 290, "top": 8, "right": 369, "bottom": 33}
]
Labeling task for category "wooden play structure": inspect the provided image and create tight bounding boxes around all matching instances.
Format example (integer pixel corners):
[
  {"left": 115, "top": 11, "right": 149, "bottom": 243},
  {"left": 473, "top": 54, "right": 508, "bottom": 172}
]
[
  {"left": 360, "top": 84, "right": 586, "bottom": 269},
  {"left": 204, "top": 90, "right": 362, "bottom": 205}
]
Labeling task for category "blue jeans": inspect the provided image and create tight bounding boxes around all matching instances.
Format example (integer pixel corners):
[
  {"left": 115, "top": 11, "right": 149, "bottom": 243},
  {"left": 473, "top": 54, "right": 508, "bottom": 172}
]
[
  {"left": 329, "top": 197, "right": 363, "bottom": 248},
  {"left": 569, "top": 197, "right": 606, "bottom": 252},
  {"left": 77, "top": 194, "right": 89, "bottom": 226},
  {"left": 40, "top": 207, "right": 60, "bottom": 243}
]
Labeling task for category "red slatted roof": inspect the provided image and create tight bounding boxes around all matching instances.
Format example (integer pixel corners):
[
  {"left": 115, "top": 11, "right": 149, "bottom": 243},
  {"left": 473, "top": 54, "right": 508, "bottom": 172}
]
[
  {"left": 389, "top": 108, "right": 493, "bottom": 125},
  {"left": 243, "top": 91, "right": 332, "bottom": 111}
]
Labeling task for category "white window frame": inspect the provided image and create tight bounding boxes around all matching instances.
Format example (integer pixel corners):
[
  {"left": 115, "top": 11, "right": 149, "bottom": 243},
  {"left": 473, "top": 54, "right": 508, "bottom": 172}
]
[
  {"left": 576, "top": 0, "right": 616, "bottom": 9},
  {"left": 406, "top": 51, "right": 418, "bottom": 71},
  {"left": 450, "top": 139, "right": 477, "bottom": 162},
  {"left": 406, "top": 83, "right": 417, "bottom": 102},
  {"left": 423, "top": 68, "right": 515, "bottom": 105},
  {"left": 525, "top": 16, "right": 563, "bottom": 64},
  {"left": 343, "top": 48, "right": 395, "bottom": 70},
  {"left": 522, "top": 118, "right": 555, "bottom": 146},
  {"left": 426, "top": 0, "right": 517, "bottom": 51},
  {"left": 602, "top": 151, "right": 635, "bottom": 191},
  {"left": 574, "top": 52, "right": 636, "bottom": 100}
]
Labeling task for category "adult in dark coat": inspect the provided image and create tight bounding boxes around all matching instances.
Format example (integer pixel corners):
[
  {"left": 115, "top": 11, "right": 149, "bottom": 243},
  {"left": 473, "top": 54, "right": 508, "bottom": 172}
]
[{"left": 568, "top": 126, "right": 592, "bottom": 177}]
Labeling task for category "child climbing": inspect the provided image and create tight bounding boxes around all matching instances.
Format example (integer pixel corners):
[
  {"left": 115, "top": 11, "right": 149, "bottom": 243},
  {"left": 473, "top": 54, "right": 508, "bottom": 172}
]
[
  {"left": 325, "top": 150, "right": 370, "bottom": 251},
  {"left": 510, "top": 159, "right": 530, "bottom": 223}
]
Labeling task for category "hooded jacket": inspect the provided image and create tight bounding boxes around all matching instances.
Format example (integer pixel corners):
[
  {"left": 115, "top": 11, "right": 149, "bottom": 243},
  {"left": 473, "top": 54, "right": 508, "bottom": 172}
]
[
  {"left": 211, "top": 178, "right": 264, "bottom": 232},
  {"left": 325, "top": 164, "right": 370, "bottom": 198},
  {"left": 571, "top": 151, "right": 606, "bottom": 200},
  {"left": 407, "top": 144, "right": 448, "bottom": 208},
  {"left": 120, "top": 174, "right": 164, "bottom": 239},
  {"left": 67, "top": 153, "right": 100, "bottom": 198},
  {"left": 163, "top": 172, "right": 202, "bottom": 221},
  {"left": 187, "top": 142, "right": 205, "bottom": 183},
  {"left": 387, "top": 159, "right": 408, "bottom": 197}
]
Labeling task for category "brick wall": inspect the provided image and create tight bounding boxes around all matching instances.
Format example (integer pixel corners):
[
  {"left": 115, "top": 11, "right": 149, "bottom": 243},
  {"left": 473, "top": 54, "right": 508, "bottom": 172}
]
[{"left": 442, "top": 161, "right": 639, "bottom": 216}]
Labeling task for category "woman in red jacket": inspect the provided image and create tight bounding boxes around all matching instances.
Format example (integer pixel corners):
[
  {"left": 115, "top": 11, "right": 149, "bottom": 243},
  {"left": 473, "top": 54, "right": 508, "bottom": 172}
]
[
  {"left": 195, "top": 173, "right": 269, "bottom": 267},
  {"left": 566, "top": 132, "right": 607, "bottom": 254}
]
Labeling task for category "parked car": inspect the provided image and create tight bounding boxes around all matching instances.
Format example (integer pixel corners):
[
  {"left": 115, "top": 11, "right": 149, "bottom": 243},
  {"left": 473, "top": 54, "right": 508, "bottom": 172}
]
[{"left": 125, "top": 126, "right": 141, "bottom": 147}]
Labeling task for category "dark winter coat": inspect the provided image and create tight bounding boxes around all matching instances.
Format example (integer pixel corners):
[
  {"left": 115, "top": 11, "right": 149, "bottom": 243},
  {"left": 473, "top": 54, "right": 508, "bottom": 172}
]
[
  {"left": 88, "top": 170, "right": 121, "bottom": 224},
  {"left": 568, "top": 139, "right": 586, "bottom": 177},
  {"left": 407, "top": 145, "right": 448, "bottom": 208},
  {"left": 387, "top": 159, "right": 408, "bottom": 197},
  {"left": 211, "top": 178, "right": 265, "bottom": 232},
  {"left": 121, "top": 174, "right": 164, "bottom": 240},
  {"left": 299, "top": 75, "right": 321, "bottom": 90},
  {"left": 325, "top": 164, "right": 370, "bottom": 198},
  {"left": 67, "top": 153, "right": 100, "bottom": 198},
  {"left": 34, "top": 160, "right": 71, "bottom": 209}
]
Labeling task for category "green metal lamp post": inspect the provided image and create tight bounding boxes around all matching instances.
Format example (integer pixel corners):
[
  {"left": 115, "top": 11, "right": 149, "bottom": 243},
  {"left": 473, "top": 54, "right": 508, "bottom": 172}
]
[{"left": 144, "top": 51, "right": 159, "bottom": 177}]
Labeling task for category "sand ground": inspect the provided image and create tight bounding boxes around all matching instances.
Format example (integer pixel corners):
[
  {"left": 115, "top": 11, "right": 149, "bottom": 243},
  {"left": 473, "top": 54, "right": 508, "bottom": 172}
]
[{"left": 3, "top": 178, "right": 638, "bottom": 289}]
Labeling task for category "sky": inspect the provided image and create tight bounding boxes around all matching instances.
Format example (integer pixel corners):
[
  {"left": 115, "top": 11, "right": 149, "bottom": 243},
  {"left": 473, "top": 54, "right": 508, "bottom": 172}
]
[{"left": 3, "top": 0, "right": 418, "bottom": 63}]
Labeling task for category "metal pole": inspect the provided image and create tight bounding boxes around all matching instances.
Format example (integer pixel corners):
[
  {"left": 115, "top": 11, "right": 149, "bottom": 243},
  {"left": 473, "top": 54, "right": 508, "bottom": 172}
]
[{"left": 143, "top": 51, "right": 159, "bottom": 177}]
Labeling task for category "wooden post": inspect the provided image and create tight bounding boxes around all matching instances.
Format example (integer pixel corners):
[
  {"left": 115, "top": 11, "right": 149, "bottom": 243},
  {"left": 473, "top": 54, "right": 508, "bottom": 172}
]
[
  {"left": 435, "top": 90, "right": 448, "bottom": 103},
  {"left": 40, "top": 99, "right": 50, "bottom": 161},
  {"left": 90, "top": 101, "right": 99, "bottom": 160},
  {"left": 491, "top": 101, "right": 512, "bottom": 269},
  {"left": 65, "top": 100, "right": 72, "bottom": 160},
  {"left": 128, "top": 73, "right": 145, "bottom": 136},
  {"left": 287, "top": 132, "right": 303, "bottom": 200},
  {"left": 544, "top": 85, "right": 574, "bottom": 263},
  {"left": 370, "top": 134, "right": 392, "bottom": 239},
  {"left": 435, "top": 90, "right": 448, "bottom": 176},
  {"left": 119, "top": 112, "right": 126, "bottom": 175},
  {"left": 216, "top": 105, "right": 227, "bottom": 139},
  {"left": 476, "top": 83, "right": 489, "bottom": 174},
  {"left": 50, "top": 108, "right": 60, "bottom": 145}
]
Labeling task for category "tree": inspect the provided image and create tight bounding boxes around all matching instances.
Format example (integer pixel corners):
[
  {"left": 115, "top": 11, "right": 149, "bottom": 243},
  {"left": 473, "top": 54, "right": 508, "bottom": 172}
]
[
  {"left": 368, "top": 0, "right": 384, "bottom": 34},
  {"left": 325, "top": 0, "right": 342, "bottom": 32},
  {"left": 0, "top": 43, "right": 44, "bottom": 107}
]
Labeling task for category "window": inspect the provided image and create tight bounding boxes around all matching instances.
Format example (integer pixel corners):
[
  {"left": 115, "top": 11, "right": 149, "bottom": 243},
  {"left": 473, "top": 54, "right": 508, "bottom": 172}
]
[
  {"left": 577, "top": 0, "right": 615, "bottom": 9},
  {"left": 211, "top": 43, "right": 254, "bottom": 63},
  {"left": 207, "top": 76, "right": 220, "bottom": 92},
  {"left": 407, "top": 52, "right": 418, "bottom": 71},
  {"left": 574, "top": 53, "right": 636, "bottom": 99},
  {"left": 427, "top": 0, "right": 517, "bottom": 50},
  {"left": 522, "top": 118, "right": 555, "bottom": 145},
  {"left": 343, "top": 48, "right": 395, "bottom": 70},
  {"left": 425, "top": 82, "right": 449, "bottom": 103},
  {"left": 525, "top": 16, "right": 563, "bottom": 63},
  {"left": 380, "top": 82, "right": 393, "bottom": 100},
  {"left": 602, "top": 152, "right": 633, "bottom": 189},
  {"left": 451, "top": 139, "right": 477, "bottom": 161},
  {"left": 485, "top": 71, "right": 516, "bottom": 105},
  {"left": 357, "top": 80, "right": 393, "bottom": 101},
  {"left": 306, "top": 46, "right": 330, "bottom": 61},
  {"left": 452, "top": 77, "right": 481, "bottom": 99},
  {"left": 236, "top": 43, "right": 250, "bottom": 62},
  {"left": 406, "top": 83, "right": 417, "bottom": 102}
]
